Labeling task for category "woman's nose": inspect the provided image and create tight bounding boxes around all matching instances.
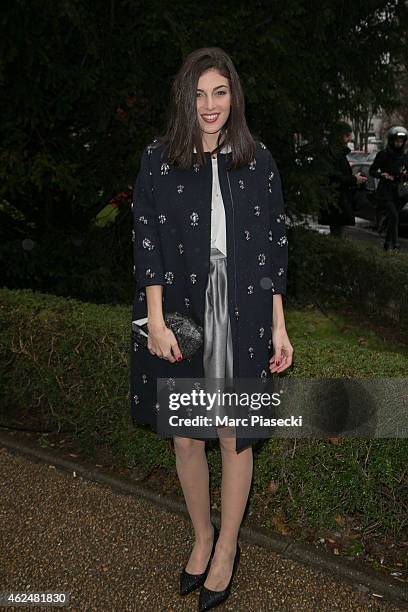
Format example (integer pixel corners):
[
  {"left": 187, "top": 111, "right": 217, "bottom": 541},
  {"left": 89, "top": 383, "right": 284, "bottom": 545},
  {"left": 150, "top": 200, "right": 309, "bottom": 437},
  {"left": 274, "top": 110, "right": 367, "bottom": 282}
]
[{"left": 205, "top": 95, "right": 216, "bottom": 111}]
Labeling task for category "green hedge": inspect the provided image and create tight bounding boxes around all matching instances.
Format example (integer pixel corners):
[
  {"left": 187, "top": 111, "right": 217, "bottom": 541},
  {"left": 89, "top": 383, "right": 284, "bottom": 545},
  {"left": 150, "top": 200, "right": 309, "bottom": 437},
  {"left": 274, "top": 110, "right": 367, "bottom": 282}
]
[
  {"left": 0, "top": 287, "right": 407, "bottom": 537},
  {"left": 0, "top": 288, "right": 133, "bottom": 445},
  {"left": 287, "top": 226, "right": 408, "bottom": 331},
  {"left": 3, "top": 225, "right": 407, "bottom": 329}
]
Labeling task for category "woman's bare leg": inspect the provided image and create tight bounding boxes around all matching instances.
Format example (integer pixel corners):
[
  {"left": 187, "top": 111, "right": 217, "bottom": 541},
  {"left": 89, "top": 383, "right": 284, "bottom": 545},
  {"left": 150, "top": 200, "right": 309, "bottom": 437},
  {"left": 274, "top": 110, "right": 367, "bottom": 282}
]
[
  {"left": 203, "top": 427, "right": 253, "bottom": 590},
  {"left": 173, "top": 436, "right": 214, "bottom": 573}
]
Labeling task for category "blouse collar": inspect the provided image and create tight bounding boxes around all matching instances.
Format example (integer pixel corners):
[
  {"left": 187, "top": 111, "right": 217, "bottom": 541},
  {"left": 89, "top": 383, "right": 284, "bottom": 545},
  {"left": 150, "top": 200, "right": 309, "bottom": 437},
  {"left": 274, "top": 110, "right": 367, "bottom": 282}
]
[{"left": 193, "top": 143, "right": 232, "bottom": 154}]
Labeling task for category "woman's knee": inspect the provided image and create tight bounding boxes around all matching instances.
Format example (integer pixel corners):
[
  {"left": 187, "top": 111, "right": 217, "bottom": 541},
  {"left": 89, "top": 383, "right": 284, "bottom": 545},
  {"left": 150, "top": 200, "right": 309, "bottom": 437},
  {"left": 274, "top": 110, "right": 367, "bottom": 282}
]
[
  {"left": 173, "top": 436, "right": 205, "bottom": 458},
  {"left": 218, "top": 427, "right": 237, "bottom": 454}
]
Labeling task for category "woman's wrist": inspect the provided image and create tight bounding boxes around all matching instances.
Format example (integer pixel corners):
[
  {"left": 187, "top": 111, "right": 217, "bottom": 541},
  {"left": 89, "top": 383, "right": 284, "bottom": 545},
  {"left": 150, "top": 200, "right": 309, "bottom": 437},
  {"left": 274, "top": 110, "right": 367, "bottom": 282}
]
[
  {"left": 147, "top": 315, "right": 166, "bottom": 330},
  {"left": 272, "top": 294, "right": 286, "bottom": 331},
  {"left": 146, "top": 285, "right": 165, "bottom": 329},
  {"left": 272, "top": 321, "right": 286, "bottom": 332}
]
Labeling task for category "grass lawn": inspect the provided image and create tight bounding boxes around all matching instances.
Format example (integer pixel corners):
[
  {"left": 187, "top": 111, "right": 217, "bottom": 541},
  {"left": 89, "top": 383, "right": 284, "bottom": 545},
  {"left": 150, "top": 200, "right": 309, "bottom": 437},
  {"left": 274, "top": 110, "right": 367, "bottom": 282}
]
[{"left": 283, "top": 302, "right": 408, "bottom": 377}]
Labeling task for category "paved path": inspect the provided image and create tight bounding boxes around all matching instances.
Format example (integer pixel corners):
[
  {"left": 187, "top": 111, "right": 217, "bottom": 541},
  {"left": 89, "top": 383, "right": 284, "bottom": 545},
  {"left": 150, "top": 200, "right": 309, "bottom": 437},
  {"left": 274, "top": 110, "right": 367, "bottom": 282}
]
[{"left": 1, "top": 447, "right": 406, "bottom": 611}]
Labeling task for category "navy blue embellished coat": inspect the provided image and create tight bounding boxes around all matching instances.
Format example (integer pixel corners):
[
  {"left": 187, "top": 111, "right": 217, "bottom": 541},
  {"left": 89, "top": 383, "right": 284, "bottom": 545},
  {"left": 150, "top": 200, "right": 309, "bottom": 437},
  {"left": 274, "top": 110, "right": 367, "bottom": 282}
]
[{"left": 130, "top": 139, "right": 289, "bottom": 452}]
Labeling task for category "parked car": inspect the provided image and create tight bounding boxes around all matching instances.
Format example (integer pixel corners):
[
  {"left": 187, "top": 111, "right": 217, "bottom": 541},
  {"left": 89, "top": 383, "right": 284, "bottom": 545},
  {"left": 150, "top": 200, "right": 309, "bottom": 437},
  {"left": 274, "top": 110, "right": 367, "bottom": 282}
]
[
  {"left": 347, "top": 148, "right": 381, "bottom": 165},
  {"left": 347, "top": 150, "right": 371, "bottom": 165}
]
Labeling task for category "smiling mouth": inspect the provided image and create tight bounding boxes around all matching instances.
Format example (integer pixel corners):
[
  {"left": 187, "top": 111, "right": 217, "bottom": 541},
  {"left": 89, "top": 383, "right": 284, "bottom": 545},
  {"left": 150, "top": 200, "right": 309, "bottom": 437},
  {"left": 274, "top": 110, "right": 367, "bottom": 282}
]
[{"left": 201, "top": 113, "right": 220, "bottom": 123}]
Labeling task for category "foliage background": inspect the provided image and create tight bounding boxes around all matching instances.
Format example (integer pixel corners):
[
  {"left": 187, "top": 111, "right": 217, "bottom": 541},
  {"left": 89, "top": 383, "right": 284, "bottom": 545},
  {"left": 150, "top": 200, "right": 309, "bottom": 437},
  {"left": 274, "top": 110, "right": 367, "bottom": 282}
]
[{"left": 1, "top": 0, "right": 407, "bottom": 299}]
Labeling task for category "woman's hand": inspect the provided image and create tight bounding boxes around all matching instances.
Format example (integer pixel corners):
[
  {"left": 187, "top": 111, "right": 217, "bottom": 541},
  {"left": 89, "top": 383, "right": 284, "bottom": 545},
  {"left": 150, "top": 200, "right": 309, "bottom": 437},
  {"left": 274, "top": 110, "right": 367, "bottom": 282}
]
[
  {"left": 269, "top": 326, "right": 294, "bottom": 373},
  {"left": 147, "top": 320, "right": 183, "bottom": 363}
]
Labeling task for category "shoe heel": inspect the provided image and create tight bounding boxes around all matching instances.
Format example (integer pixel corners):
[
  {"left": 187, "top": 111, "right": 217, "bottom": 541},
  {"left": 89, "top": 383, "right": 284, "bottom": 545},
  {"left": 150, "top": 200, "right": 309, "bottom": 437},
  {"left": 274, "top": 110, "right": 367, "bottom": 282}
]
[
  {"left": 198, "top": 541, "right": 241, "bottom": 611},
  {"left": 179, "top": 521, "right": 219, "bottom": 596}
]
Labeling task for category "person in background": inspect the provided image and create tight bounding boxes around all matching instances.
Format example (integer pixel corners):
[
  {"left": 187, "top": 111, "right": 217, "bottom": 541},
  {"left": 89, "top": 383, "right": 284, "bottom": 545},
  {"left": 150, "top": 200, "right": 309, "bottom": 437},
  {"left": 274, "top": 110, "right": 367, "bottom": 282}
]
[
  {"left": 318, "top": 121, "right": 368, "bottom": 237},
  {"left": 369, "top": 126, "right": 408, "bottom": 252}
]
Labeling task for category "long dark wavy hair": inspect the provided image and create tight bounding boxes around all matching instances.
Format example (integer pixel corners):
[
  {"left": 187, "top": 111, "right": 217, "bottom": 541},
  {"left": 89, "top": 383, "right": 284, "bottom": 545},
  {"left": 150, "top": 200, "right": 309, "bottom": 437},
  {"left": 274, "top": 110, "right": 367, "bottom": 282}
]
[{"left": 159, "top": 47, "right": 256, "bottom": 170}]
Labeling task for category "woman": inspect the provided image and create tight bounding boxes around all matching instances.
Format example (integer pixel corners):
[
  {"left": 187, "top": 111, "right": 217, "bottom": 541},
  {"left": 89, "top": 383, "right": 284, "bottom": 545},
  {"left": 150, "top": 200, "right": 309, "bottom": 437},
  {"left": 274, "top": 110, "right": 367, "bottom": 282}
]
[{"left": 131, "top": 47, "right": 293, "bottom": 610}]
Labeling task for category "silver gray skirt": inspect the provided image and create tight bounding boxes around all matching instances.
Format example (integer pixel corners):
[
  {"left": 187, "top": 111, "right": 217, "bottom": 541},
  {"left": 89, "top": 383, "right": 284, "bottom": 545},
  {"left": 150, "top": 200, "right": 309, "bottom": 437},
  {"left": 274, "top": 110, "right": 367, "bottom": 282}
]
[
  {"left": 203, "top": 247, "right": 234, "bottom": 425},
  {"left": 203, "top": 247, "right": 233, "bottom": 379}
]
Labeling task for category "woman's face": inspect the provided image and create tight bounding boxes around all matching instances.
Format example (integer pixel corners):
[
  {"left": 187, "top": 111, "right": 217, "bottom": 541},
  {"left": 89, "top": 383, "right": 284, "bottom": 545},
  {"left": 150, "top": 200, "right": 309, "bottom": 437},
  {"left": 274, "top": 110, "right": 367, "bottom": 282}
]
[{"left": 196, "top": 69, "right": 231, "bottom": 136}]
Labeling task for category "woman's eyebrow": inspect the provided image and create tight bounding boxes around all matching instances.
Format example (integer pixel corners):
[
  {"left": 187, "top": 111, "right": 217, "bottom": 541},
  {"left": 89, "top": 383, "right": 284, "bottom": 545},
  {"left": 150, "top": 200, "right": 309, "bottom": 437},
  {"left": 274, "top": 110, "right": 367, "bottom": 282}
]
[{"left": 196, "top": 84, "right": 229, "bottom": 92}]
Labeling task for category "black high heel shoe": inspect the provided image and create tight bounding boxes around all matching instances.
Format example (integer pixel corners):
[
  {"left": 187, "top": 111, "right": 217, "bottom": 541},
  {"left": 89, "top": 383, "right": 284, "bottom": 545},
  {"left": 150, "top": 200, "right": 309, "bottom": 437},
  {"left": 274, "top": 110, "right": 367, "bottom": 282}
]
[
  {"left": 198, "top": 541, "right": 241, "bottom": 611},
  {"left": 179, "top": 522, "right": 220, "bottom": 596}
]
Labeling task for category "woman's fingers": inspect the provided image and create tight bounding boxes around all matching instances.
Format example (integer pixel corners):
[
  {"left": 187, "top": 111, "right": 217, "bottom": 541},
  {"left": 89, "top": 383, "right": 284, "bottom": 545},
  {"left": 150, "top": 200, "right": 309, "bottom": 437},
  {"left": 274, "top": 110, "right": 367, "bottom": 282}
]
[
  {"left": 269, "top": 354, "right": 286, "bottom": 372},
  {"left": 275, "top": 357, "right": 290, "bottom": 372},
  {"left": 165, "top": 348, "right": 176, "bottom": 363},
  {"left": 269, "top": 348, "right": 293, "bottom": 372},
  {"left": 148, "top": 332, "right": 182, "bottom": 363},
  {"left": 171, "top": 341, "right": 183, "bottom": 362},
  {"left": 150, "top": 346, "right": 175, "bottom": 362}
]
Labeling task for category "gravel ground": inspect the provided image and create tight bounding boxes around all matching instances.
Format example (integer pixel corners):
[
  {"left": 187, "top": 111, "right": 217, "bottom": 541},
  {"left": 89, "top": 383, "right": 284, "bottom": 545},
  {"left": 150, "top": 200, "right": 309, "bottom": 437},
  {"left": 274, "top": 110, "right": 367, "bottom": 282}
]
[{"left": 0, "top": 447, "right": 406, "bottom": 612}]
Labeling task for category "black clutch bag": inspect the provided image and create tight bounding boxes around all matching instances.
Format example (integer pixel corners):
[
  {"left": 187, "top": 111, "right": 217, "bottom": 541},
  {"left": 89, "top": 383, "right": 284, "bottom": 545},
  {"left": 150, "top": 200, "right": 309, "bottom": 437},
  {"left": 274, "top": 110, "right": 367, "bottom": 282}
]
[{"left": 132, "top": 312, "right": 204, "bottom": 359}]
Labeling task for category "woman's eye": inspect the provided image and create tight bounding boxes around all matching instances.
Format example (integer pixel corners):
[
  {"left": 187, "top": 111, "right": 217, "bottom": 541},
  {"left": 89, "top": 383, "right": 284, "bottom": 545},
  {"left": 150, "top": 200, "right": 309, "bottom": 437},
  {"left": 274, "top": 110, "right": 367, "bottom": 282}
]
[{"left": 217, "top": 90, "right": 227, "bottom": 96}]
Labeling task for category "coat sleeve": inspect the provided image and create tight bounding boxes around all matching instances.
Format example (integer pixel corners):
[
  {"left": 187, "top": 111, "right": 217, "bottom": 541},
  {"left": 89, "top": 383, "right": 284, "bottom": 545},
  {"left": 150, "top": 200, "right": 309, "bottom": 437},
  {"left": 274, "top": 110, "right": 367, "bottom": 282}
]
[
  {"left": 132, "top": 146, "right": 165, "bottom": 289},
  {"left": 267, "top": 151, "right": 288, "bottom": 296},
  {"left": 323, "top": 147, "right": 357, "bottom": 188},
  {"left": 369, "top": 151, "right": 386, "bottom": 178}
]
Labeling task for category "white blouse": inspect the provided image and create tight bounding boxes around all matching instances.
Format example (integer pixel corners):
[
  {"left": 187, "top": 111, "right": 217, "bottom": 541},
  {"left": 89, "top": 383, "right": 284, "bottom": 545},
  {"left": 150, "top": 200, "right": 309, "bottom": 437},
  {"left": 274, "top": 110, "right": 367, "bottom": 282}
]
[{"left": 210, "top": 154, "right": 227, "bottom": 256}]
